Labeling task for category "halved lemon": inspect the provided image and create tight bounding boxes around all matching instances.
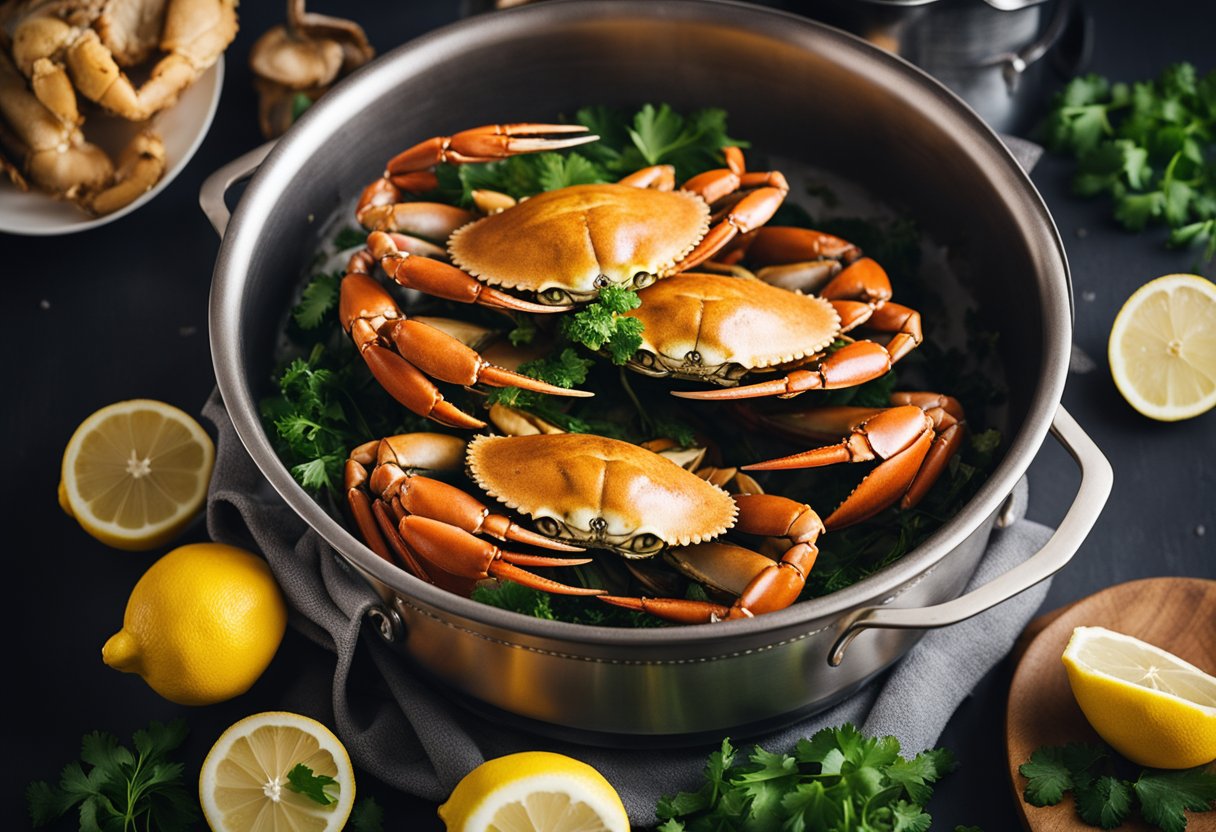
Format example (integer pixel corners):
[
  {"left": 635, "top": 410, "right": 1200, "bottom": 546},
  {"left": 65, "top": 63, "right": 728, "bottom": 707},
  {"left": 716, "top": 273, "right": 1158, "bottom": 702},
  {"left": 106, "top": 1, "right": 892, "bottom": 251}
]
[
  {"left": 1062, "top": 626, "right": 1216, "bottom": 769},
  {"left": 199, "top": 711, "right": 355, "bottom": 832},
  {"left": 1108, "top": 273, "right": 1216, "bottom": 421},
  {"left": 438, "top": 751, "right": 629, "bottom": 832},
  {"left": 59, "top": 399, "right": 214, "bottom": 550}
]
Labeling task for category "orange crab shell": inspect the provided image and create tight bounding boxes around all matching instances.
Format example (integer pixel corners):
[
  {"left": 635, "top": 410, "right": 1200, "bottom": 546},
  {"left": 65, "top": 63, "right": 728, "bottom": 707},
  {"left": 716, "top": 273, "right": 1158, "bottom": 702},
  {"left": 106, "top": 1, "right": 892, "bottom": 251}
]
[
  {"left": 447, "top": 184, "right": 710, "bottom": 298},
  {"left": 626, "top": 272, "right": 842, "bottom": 373},
  {"left": 465, "top": 433, "right": 737, "bottom": 550}
]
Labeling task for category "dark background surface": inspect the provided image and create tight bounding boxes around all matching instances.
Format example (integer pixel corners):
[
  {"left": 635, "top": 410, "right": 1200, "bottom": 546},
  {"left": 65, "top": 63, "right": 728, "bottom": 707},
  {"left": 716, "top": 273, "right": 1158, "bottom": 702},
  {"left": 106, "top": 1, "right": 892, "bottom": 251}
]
[{"left": 3, "top": 1, "right": 1214, "bottom": 829}]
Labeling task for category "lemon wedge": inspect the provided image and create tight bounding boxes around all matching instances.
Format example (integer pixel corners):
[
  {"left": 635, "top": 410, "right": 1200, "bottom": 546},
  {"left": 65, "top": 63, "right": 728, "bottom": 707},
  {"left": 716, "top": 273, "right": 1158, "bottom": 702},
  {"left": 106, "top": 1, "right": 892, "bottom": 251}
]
[
  {"left": 438, "top": 751, "right": 629, "bottom": 832},
  {"left": 1062, "top": 626, "right": 1216, "bottom": 769},
  {"left": 1108, "top": 273, "right": 1216, "bottom": 421},
  {"left": 59, "top": 399, "right": 214, "bottom": 550},
  {"left": 199, "top": 711, "right": 355, "bottom": 832}
]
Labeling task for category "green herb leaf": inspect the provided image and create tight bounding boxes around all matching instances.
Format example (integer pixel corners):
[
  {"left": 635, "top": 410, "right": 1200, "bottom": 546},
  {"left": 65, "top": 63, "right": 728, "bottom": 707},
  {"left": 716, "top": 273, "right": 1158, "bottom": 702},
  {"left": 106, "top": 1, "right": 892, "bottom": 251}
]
[
  {"left": 1134, "top": 768, "right": 1216, "bottom": 832},
  {"left": 291, "top": 92, "right": 313, "bottom": 121},
  {"left": 1020, "top": 746, "right": 1074, "bottom": 806},
  {"left": 286, "top": 763, "right": 339, "bottom": 806},
  {"left": 27, "top": 720, "right": 198, "bottom": 831},
  {"left": 1074, "top": 775, "right": 1133, "bottom": 829},
  {"left": 293, "top": 271, "right": 342, "bottom": 330}
]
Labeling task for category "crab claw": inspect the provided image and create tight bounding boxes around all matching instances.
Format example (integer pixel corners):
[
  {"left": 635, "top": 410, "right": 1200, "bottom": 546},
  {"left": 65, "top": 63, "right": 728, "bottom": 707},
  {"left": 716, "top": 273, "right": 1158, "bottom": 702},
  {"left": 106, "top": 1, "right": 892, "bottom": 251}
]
[
  {"left": 387, "top": 123, "right": 599, "bottom": 175},
  {"left": 385, "top": 319, "right": 592, "bottom": 398},
  {"left": 672, "top": 341, "right": 893, "bottom": 400},
  {"left": 368, "top": 231, "right": 572, "bottom": 312},
  {"left": 401, "top": 516, "right": 603, "bottom": 595}
]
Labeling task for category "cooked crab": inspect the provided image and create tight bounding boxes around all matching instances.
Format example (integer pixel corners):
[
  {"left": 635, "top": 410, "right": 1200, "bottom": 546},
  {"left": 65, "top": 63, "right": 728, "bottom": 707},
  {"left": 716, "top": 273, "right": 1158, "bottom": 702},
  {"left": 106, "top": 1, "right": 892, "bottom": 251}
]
[
  {"left": 0, "top": 44, "right": 164, "bottom": 213},
  {"left": 6, "top": 0, "right": 237, "bottom": 121},
  {"left": 339, "top": 122, "right": 789, "bottom": 426},
  {"left": 624, "top": 266, "right": 922, "bottom": 400},
  {"left": 344, "top": 430, "right": 827, "bottom": 623}
]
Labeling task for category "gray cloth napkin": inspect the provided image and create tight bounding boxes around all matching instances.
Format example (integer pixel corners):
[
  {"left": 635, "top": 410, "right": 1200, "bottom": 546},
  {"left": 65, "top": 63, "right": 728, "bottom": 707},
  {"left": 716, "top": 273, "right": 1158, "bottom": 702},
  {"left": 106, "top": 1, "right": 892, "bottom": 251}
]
[{"left": 202, "top": 391, "right": 1054, "bottom": 827}]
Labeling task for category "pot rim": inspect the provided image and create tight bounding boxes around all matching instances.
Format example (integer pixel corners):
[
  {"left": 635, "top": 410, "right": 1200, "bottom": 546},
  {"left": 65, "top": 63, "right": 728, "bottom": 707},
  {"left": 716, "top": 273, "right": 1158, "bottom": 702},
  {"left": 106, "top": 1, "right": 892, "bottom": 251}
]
[{"left": 210, "top": 0, "right": 1072, "bottom": 649}]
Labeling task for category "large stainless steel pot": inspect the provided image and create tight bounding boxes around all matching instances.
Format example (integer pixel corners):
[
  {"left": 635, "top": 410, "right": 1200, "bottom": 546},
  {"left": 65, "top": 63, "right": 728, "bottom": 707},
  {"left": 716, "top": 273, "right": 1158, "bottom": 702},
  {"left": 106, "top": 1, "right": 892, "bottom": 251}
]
[{"left": 203, "top": 0, "right": 1111, "bottom": 744}]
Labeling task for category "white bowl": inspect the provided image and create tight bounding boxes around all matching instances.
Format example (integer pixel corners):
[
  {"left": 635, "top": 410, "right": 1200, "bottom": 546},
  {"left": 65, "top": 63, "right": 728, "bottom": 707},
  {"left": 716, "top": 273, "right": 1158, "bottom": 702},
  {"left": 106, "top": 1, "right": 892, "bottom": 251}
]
[{"left": 0, "top": 56, "right": 224, "bottom": 236}]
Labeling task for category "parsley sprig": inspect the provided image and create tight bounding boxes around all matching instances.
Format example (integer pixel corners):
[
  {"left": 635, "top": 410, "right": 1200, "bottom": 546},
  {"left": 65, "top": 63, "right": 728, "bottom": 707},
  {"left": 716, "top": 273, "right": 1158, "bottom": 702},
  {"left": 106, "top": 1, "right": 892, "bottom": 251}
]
[
  {"left": 1042, "top": 63, "right": 1216, "bottom": 268},
  {"left": 656, "top": 726, "right": 962, "bottom": 832},
  {"left": 433, "top": 103, "right": 745, "bottom": 207},
  {"left": 27, "top": 720, "right": 198, "bottom": 832},
  {"left": 1020, "top": 742, "right": 1216, "bottom": 830}
]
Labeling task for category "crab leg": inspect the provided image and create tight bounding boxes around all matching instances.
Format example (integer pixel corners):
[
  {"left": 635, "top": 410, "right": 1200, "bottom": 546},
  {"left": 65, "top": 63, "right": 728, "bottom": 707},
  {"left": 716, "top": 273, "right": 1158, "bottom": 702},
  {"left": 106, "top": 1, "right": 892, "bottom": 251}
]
[
  {"left": 401, "top": 517, "right": 603, "bottom": 595},
  {"left": 367, "top": 230, "right": 570, "bottom": 313},
  {"left": 368, "top": 468, "right": 585, "bottom": 553},
  {"left": 340, "top": 266, "right": 487, "bottom": 428},
  {"left": 383, "top": 319, "right": 591, "bottom": 397},
  {"left": 601, "top": 494, "right": 824, "bottom": 623},
  {"left": 356, "top": 180, "right": 476, "bottom": 237},
  {"left": 618, "top": 164, "right": 675, "bottom": 190},
  {"left": 386, "top": 123, "right": 597, "bottom": 176},
  {"left": 356, "top": 123, "right": 598, "bottom": 230},
  {"left": 725, "top": 225, "right": 862, "bottom": 267},
  {"left": 744, "top": 405, "right": 938, "bottom": 528},
  {"left": 672, "top": 340, "right": 894, "bottom": 400},
  {"left": 668, "top": 149, "right": 789, "bottom": 273},
  {"left": 890, "top": 393, "right": 967, "bottom": 508}
]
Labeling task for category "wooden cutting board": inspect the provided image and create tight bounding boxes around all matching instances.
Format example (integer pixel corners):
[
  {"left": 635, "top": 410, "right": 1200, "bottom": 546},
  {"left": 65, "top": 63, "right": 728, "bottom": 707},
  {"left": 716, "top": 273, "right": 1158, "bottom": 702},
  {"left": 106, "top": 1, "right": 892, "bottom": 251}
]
[{"left": 1005, "top": 577, "right": 1216, "bottom": 831}]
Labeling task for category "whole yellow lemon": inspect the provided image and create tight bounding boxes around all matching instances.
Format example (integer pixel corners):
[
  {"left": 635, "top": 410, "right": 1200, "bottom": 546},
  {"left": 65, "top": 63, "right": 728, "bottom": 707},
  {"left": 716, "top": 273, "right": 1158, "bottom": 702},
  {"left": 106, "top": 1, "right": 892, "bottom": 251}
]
[{"left": 102, "top": 542, "right": 287, "bottom": 705}]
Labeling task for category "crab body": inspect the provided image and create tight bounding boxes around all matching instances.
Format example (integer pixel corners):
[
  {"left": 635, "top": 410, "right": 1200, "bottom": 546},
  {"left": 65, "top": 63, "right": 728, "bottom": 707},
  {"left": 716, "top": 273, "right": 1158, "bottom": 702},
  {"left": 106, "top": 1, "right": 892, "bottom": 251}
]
[
  {"left": 449, "top": 184, "right": 711, "bottom": 304},
  {"left": 345, "top": 429, "right": 831, "bottom": 623},
  {"left": 466, "top": 432, "right": 736, "bottom": 557},
  {"left": 625, "top": 272, "right": 841, "bottom": 384}
]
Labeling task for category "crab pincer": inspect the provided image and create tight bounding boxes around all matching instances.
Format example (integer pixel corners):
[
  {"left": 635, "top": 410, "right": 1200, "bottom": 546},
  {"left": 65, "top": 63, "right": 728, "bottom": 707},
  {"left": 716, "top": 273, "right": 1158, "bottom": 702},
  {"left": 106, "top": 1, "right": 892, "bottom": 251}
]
[{"left": 401, "top": 517, "right": 602, "bottom": 596}]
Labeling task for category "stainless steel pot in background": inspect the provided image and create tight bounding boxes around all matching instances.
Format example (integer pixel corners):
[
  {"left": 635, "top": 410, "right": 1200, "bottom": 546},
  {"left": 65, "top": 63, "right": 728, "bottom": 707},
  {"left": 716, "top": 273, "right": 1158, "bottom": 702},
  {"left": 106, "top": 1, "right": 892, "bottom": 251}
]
[
  {"left": 787, "top": 0, "right": 1092, "bottom": 133},
  {"left": 467, "top": 0, "right": 1093, "bottom": 134},
  {"left": 203, "top": 0, "right": 1110, "bottom": 745}
]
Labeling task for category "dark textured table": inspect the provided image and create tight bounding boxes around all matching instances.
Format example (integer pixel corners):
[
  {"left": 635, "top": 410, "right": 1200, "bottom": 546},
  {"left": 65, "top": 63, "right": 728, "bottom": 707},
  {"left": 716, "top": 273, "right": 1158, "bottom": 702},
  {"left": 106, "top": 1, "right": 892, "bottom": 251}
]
[{"left": 4, "top": 2, "right": 1214, "bottom": 830}]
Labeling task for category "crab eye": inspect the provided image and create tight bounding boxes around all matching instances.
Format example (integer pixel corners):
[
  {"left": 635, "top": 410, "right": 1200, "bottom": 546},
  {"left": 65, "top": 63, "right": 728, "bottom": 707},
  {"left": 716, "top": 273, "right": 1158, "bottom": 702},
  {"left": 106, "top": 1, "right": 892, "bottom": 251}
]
[
  {"left": 634, "top": 350, "right": 657, "bottom": 368},
  {"left": 631, "top": 271, "right": 656, "bottom": 289},
  {"left": 534, "top": 517, "right": 561, "bottom": 537},
  {"left": 540, "top": 287, "right": 572, "bottom": 305},
  {"left": 628, "top": 534, "right": 663, "bottom": 556},
  {"left": 593, "top": 274, "right": 611, "bottom": 289}
]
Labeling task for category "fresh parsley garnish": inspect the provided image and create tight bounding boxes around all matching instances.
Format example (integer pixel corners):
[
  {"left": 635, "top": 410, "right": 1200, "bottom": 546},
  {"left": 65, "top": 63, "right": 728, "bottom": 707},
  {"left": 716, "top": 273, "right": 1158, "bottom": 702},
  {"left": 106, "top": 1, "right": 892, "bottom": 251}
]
[
  {"left": 26, "top": 720, "right": 198, "bottom": 832},
  {"left": 285, "top": 762, "right": 339, "bottom": 806},
  {"left": 1020, "top": 742, "right": 1216, "bottom": 830},
  {"left": 1042, "top": 63, "right": 1216, "bottom": 269},
  {"left": 293, "top": 270, "right": 342, "bottom": 330},
  {"left": 655, "top": 727, "right": 962, "bottom": 832},
  {"left": 560, "top": 285, "right": 645, "bottom": 364}
]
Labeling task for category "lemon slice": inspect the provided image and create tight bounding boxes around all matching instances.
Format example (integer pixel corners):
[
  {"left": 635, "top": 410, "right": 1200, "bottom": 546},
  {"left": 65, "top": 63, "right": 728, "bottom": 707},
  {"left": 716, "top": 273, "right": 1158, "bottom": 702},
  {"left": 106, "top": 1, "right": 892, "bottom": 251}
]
[
  {"left": 59, "top": 399, "right": 214, "bottom": 550},
  {"left": 1108, "top": 273, "right": 1216, "bottom": 421},
  {"left": 1062, "top": 626, "right": 1216, "bottom": 769},
  {"left": 199, "top": 711, "right": 355, "bottom": 832},
  {"left": 438, "top": 751, "right": 629, "bottom": 832}
]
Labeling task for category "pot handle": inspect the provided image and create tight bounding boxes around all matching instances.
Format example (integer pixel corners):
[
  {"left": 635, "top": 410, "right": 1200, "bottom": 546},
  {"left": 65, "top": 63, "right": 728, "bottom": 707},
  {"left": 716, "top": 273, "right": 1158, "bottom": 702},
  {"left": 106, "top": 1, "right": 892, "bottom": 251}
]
[
  {"left": 828, "top": 404, "right": 1112, "bottom": 667},
  {"left": 199, "top": 141, "right": 277, "bottom": 237}
]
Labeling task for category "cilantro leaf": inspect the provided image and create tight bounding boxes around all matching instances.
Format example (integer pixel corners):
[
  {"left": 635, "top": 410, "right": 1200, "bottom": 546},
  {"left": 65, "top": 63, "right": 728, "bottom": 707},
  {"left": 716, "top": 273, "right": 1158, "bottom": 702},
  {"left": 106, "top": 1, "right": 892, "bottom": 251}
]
[
  {"left": 334, "top": 226, "right": 367, "bottom": 251},
  {"left": 293, "top": 271, "right": 342, "bottom": 330},
  {"left": 1134, "top": 768, "right": 1216, "bottom": 832},
  {"left": 657, "top": 726, "right": 957, "bottom": 832},
  {"left": 286, "top": 763, "right": 339, "bottom": 806},
  {"left": 891, "top": 799, "right": 933, "bottom": 832},
  {"left": 27, "top": 720, "right": 197, "bottom": 831},
  {"left": 534, "top": 152, "right": 608, "bottom": 192},
  {"left": 1020, "top": 746, "right": 1074, "bottom": 806},
  {"left": 1075, "top": 775, "right": 1133, "bottom": 828}
]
